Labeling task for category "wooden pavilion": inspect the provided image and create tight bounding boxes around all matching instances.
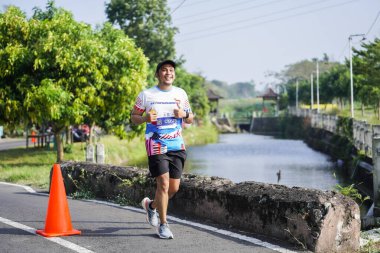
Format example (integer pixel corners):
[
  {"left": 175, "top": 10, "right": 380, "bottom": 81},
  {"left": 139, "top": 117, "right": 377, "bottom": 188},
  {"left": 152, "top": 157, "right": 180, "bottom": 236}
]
[
  {"left": 259, "top": 88, "right": 279, "bottom": 116},
  {"left": 207, "top": 89, "right": 223, "bottom": 115}
]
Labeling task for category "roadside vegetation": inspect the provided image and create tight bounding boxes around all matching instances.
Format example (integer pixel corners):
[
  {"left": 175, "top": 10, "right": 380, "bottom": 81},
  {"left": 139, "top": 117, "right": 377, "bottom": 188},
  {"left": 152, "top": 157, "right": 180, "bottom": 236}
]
[
  {"left": 217, "top": 98, "right": 278, "bottom": 126},
  {"left": 0, "top": 2, "right": 210, "bottom": 163},
  {"left": 277, "top": 40, "right": 380, "bottom": 123},
  {"left": 0, "top": 124, "right": 218, "bottom": 190},
  {"left": 1, "top": 1, "right": 379, "bottom": 250}
]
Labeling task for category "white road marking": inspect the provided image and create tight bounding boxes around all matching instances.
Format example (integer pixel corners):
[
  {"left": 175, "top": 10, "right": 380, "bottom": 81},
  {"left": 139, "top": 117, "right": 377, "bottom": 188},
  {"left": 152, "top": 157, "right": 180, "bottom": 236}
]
[
  {"left": 0, "top": 182, "right": 36, "bottom": 193},
  {"left": 88, "top": 200, "right": 297, "bottom": 253},
  {"left": 0, "top": 216, "right": 94, "bottom": 253},
  {"left": 1, "top": 182, "right": 297, "bottom": 253}
]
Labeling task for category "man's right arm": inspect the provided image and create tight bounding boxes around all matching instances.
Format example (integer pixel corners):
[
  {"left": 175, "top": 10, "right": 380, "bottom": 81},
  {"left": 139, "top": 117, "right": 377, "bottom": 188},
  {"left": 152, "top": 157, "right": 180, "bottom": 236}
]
[
  {"left": 131, "top": 108, "right": 157, "bottom": 125},
  {"left": 131, "top": 108, "right": 147, "bottom": 125}
]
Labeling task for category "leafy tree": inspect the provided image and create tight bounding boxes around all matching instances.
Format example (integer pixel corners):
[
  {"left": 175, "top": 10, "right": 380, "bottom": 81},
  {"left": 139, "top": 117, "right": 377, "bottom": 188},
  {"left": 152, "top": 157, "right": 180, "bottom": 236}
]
[
  {"left": 319, "top": 64, "right": 350, "bottom": 109},
  {"left": 174, "top": 67, "right": 210, "bottom": 119},
  {"left": 206, "top": 80, "right": 229, "bottom": 98},
  {"left": 278, "top": 58, "right": 340, "bottom": 85},
  {"left": 278, "top": 93, "right": 288, "bottom": 110},
  {"left": 86, "top": 23, "right": 148, "bottom": 139},
  {"left": 286, "top": 79, "right": 311, "bottom": 106},
  {"left": 105, "top": 0, "right": 177, "bottom": 65},
  {"left": 228, "top": 81, "right": 256, "bottom": 99},
  {"left": 353, "top": 39, "right": 380, "bottom": 119},
  {"left": 105, "top": 0, "right": 213, "bottom": 121},
  {"left": 32, "top": 0, "right": 57, "bottom": 20},
  {"left": 276, "top": 56, "right": 342, "bottom": 108},
  {"left": 0, "top": 7, "right": 29, "bottom": 127},
  {"left": 286, "top": 64, "right": 350, "bottom": 109},
  {"left": 279, "top": 60, "right": 317, "bottom": 83},
  {"left": 0, "top": 5, "right": 148, "bottom": 161},
  {"left": 205, "top": 80, "right": 255, "bottom": 99}
]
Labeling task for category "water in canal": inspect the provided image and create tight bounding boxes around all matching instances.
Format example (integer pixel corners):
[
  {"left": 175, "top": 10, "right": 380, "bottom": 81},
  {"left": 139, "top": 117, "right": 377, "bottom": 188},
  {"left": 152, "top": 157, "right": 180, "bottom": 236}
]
[{"left": 184, "top": 133, "right": 343, "bottom": 191}]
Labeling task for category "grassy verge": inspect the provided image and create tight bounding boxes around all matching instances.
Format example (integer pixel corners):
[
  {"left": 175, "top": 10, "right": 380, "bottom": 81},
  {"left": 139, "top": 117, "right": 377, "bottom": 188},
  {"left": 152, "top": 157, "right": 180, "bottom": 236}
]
[
  {"left": 303, "top": 102, "right": 380, "bottom": 125},
  {"left": 219, "top": 98, "right": 277, "bottom": 119},
  {"left": 0, "top": 124, "right": 218, "bottom": 190}
]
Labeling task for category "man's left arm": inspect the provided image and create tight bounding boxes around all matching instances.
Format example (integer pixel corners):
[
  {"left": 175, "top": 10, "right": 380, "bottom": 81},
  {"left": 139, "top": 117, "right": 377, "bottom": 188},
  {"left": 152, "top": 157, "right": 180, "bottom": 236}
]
[
  {"left": 183, "top": 111, "right": 194, "bottom": 124},
  {"left": 173, "top": 95, "right": 194, "bottom": 124},
  {"left": 173, "top": 106, "right": 194, "bottom": 123}
]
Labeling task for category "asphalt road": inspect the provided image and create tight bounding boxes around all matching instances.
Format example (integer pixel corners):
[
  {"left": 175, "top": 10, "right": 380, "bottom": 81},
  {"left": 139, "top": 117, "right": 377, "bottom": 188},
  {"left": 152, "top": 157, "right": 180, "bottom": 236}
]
[
  {"left": 0, "top": 183, "right": 304, "bottom": 253},
  {"left": 0, "top": 138, "right": 26, "bottom": 151}
]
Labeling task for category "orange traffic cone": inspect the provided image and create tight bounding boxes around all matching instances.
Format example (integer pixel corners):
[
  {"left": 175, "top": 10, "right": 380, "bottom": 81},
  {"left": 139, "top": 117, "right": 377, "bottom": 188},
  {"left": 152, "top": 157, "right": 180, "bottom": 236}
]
[{"left": 36, "top": 163, "right": 81, "bottom": 237}]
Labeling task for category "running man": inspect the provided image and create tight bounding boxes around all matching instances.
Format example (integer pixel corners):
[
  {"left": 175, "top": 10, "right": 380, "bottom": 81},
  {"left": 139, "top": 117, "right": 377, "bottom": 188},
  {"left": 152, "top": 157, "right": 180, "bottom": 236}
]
[{"left": 131, "top": 60, "right": 194, "bottom": 239}]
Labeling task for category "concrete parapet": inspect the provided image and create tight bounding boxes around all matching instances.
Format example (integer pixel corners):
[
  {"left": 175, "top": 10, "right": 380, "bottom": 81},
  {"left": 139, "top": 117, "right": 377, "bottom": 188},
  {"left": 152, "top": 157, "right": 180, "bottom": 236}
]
[
  {"left": 288, "top": 107, "right": 380, "bottom": 159},
  {"left": 59, "top": 161, "right": 360, "bottom": 252}
]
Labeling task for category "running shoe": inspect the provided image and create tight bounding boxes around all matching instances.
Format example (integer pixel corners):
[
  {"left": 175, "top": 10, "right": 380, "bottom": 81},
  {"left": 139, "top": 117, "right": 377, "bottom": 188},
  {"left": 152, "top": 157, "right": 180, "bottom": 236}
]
[
  {"left": 157, "top": 223, "right": 174, "bottom": 239},
  {"left": 141, "top": 197, "right": 159, "bottom": 227}
]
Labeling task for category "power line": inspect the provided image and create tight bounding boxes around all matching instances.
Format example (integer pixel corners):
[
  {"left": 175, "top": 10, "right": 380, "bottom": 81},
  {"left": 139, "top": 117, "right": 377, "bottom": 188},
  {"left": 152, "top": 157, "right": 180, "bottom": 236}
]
[
  {"left": 170, "top": 0, "right": 216, "bottom": 10},
  {"left": 178, "top": 0, "right": 333, "bottom": 38},
  {"left": 365, "top": 10, "right": 380, "bottom": 37},
  {"left": 337, "top": 8, "right": 379, "bottom": 60},
  {"left": 177, "top": 0, "right": 285, "bottom": 26},
  {"left": 173, "top": 0, "right": 258, "bottom": 20},
  {"left": 337, "top": 37, "right": 363, "bottom": 61},
  {"left": 170, "top": 0, "right": 187, "bottom": 14},
  {"left": 177, "top": 0, "right": 359, "bottom": 43}
]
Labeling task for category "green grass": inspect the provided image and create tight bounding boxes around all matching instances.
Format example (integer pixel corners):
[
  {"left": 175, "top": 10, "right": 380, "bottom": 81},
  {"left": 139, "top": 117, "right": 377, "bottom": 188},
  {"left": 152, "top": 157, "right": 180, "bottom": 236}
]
[
  {"left": 312, "top": 102, "right": 380, "bottom": 125},
  {"left": 0, "top": 147, "right": 84, "bottom": 189},
  {"left": 0, "top": 124, "right": 218, "bottom": 190},
  {"left": 349, "top": 106, "right": 380, "bottom": 125},
  {"left": 219, "top": 98, "right": 277, "bottom": 120},
  {"left": 101, "top": 135, "right": 147, "bottom": 167},
  {"left": 182, "top": 123, "right": 218, "bottom": 146}
]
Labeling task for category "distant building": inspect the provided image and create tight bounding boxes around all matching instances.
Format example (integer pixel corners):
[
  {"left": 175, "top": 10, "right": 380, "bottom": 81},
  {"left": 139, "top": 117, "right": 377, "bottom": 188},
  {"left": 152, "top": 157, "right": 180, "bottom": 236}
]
[
  {"left": 207, "top": 89, "right": 223, "bottom": 115},
  {"left": 259, "top": 88, "right": 279, "bottom": 116},
  {"left": 260, "top": 88, "right": 279, "bottom": 101}
]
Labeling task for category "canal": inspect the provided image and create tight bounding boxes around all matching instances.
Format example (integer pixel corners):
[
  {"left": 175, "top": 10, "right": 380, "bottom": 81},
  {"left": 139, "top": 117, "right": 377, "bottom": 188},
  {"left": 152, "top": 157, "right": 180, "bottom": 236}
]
[{"left": 184, "top": 133, "right": 344, "bottom": 191}]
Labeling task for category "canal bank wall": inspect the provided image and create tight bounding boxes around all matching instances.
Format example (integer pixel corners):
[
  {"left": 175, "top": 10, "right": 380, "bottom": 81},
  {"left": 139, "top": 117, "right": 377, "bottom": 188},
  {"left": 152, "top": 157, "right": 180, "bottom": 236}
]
[
  {"left": 59, "top": 161, "right": 360, "bottom": 252},
  {"left": 252, "top": 116, "right": 350, "bottom": 150},
  {"left": 251, "top": 116, "right": 376, "bottom": 220}
]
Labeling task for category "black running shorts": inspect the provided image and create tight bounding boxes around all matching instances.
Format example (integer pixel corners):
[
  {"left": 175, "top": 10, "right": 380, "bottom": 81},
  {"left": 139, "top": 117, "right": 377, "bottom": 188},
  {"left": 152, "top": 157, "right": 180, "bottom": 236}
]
[{"left": 148, "top": 150, "right": 187, "bottom": 179}]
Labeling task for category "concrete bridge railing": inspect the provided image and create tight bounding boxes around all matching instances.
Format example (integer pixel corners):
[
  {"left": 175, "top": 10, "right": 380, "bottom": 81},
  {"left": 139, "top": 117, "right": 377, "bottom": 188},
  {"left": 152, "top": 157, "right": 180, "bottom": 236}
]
[
  {"left": 288, "top": 107, "right": 380, "bottom": 158},
  {"left": 59, "top": 161, "right": 360, "bottom": 253}
]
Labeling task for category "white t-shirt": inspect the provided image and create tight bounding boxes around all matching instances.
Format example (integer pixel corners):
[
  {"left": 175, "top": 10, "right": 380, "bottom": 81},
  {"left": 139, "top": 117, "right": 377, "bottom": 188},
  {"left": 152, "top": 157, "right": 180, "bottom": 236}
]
[{"left": 133, "top": 85, "right": 192, "bottom": 156}]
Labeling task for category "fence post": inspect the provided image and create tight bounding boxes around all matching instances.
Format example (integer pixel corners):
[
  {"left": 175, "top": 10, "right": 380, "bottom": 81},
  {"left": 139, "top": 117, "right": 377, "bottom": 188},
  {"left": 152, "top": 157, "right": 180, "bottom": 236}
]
[
  {"left": 86, "top": 144, "right": 95, "bottom": 163},
  {"left": 372, "top": 135, "right": 380, "bottom": 216},
  {"left": 96, "top": 143, "right": 105, "bottom": 164}
]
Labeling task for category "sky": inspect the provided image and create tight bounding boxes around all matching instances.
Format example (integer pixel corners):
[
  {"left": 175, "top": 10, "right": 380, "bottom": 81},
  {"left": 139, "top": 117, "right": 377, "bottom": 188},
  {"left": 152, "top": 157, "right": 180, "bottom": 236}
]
[{"left": 2, "top": 0, "right": 380, "bottom": 89}]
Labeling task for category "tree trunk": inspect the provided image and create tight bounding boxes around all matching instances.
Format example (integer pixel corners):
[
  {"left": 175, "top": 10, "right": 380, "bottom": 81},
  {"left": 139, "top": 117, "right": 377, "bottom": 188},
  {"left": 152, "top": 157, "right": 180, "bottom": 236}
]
[
  {"left": 378, "top": 100, "right": 380, "bottom": 120},
  {"left": 55, "top": 132, "right": 64, "bottom": 162},
  {"left": 65, "top": 127, "right": 71, "bottom": 144},
  {"left": 88, "top": 122, "right": 96, "bottom": 144},
  {"left": 361, "top": 103, "right": 364, "bottom": 117},
  {"left": 88, "top": 123, "right": 93, "bottom": 144}
]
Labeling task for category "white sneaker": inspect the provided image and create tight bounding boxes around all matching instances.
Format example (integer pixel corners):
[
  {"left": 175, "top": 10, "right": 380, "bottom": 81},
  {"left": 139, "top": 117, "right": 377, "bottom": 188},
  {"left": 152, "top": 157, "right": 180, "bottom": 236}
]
[
  {"left": 141, "top": 197, "right": 159, "bottom": 227},
  {"left": 157, "top": 223, "right": 174, "bottom": 239}
]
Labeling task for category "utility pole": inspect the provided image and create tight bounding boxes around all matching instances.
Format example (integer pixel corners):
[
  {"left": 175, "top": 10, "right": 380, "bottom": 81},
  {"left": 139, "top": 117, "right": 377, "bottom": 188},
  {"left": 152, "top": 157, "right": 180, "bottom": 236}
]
[
  {"left": 373, "top": 136, "right": 380, "bottom": 216},
  {"left": 316, "top": 60, "right": 320, "bottom": 113},
  {"left": 296, "top": 79, "right": 299, "bottom": 109},
  {"left": 349, "top": 33, "right": 365, "bottom": 118},
  {"left": 310, "top": 73, "right": 314, "bottom": 110}
]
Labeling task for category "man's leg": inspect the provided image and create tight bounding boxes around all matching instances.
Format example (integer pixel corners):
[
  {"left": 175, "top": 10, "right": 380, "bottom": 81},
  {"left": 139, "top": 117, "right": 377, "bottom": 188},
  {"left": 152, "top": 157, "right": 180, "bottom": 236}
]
[
  {"left": 148, "top": 151, "right": 184, "bottom": 239},
  {"left": 168, "top": 178, "right": 180, "bottom": 199},
  {"left": 152, "top": 172, "right": 170, "bottom": 224},
  {"left": 151, "top": 172, "right": 175, "bottom": 239},
  {"left": 151, "top": 173, "right": 181, "bottom": 216}
]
